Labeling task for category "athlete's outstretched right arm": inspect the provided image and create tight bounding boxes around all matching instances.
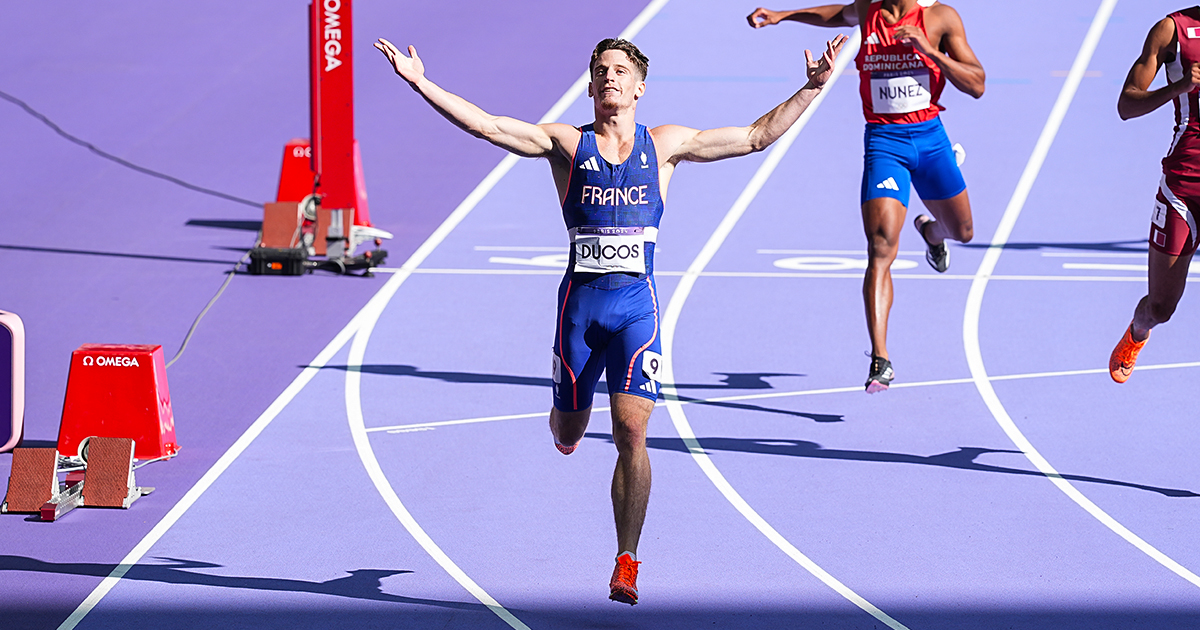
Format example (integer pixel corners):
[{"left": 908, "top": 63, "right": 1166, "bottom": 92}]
[
  {"left": 1118, "top": 18, "right": 1200, "bottom": 121},
  {"left": 746, "top": 4, "right": 857, "bottom": 28},
  {"left": 375, "top": 38, "right": 573, "bottom": 159}
]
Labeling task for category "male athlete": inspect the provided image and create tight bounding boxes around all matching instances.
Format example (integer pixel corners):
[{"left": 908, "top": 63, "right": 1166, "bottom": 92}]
[
  {"left": 747, "top": 0, "right": 984, "bottom": 392},
  {"left": 1109, "top": 8, "right": 1200, "bottom": 383},
  {"left": 376, "top": 34, "right": 845, "bottom": 604}
]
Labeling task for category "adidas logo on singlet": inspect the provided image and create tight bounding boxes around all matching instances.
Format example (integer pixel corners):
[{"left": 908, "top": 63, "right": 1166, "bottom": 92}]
[
  {"left": 865, "top": 32, "right": 881, "bottom": 46},
  {"left": 876, "top": 177, "right": 900, "bottom": 191},
  {"left": 579, "top": 156, "right": 601, "bottom": 171}
]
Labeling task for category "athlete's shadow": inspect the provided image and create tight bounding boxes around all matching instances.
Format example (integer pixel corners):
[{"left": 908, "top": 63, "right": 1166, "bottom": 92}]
[
  {"left": 668, "top": 393, "right": 844, "bottom": 423},
  {"left": 961, "top": 239, "right": 1147, "bottom": 253},
  {"left": 0, "top": 555, "right": 489, "bottom": 611},
  {"left": 321, "top": 365, "right": 838, "bottom": 422},
  {"left": 585, "top": 434, "right": 1198, "bottom": 498}
]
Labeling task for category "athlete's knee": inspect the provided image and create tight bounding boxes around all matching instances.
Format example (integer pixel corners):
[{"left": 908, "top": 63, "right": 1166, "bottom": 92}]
[
  {"left": 954, "top": 220, "right": 974, "bottom": 244},
  {"left": 866, "top": 233, "right": 900, "bottom": 263},
  {"left": 611, "top": 418, "right": 647, "bottom": 453}
]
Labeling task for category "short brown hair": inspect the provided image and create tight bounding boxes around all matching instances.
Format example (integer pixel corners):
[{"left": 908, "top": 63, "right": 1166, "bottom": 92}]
[{"left": 589, "top": 39, "right": 649, "bottom": 81}]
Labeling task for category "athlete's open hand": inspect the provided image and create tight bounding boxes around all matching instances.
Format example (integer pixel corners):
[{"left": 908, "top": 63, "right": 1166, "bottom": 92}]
[
  {"left": 746, "top": 7, "right": 783, "bottom": 28},
  {"left": 805, "top": 34, "right": 847, "bottom": 88},
  {"left": 375, "top": 38, "right": 425, "bottom": 86},
  {"left": 893, "top": 24, "right": 935, "bottom": 57}
]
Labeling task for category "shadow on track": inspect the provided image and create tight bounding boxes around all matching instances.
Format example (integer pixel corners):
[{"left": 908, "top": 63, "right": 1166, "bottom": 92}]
[
  {"left": 961, "top": 239, "right": 1148, "bottom": 253},
  {"left": 584, "top": 434, "right": 1199, "bottom": 498},
  {"left": 0, "top": 555, "right": 489, "bottom": 612}
]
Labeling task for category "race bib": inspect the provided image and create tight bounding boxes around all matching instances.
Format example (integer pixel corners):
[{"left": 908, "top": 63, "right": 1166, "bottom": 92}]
[
  {"left": 572, "top": 226, "right": 646, "bottom": 274},
  {"left": 641, "top": 350, "right": 664, "bottom": 382},
  {"left": 870, "top": 70, "right": 932, "bottom": 114},
  {"left": 1151, "top": 198, "right": 1169, "bottom": 229}
]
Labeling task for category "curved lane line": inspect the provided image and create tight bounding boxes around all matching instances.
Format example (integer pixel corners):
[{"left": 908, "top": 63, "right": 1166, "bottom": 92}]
[
  {"left": 962, "top": 0, "right": 1200, "bottom": 588},
  {"left": 658, "top": 31, "right": 910, "bottom": 630},
  {"left": 341, "top": 2, "right": 672, "bottom": 627},
  {"left": 57, "top": 3, "right": 671, "bottom": 628}
]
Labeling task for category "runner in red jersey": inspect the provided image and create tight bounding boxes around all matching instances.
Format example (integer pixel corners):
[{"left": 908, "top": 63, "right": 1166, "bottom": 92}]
[
  {"left": 1109, "top": 8, "right": 1200, "bottom": 383},
  {"left": 748, "top": 0, "right": 984, "bottom": 392}
]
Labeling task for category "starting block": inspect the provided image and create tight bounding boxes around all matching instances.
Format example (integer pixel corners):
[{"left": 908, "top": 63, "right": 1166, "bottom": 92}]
[
  {"left": 2, "top": 438, "right": 154, "bottom": 522},
  {"left": 1, "top": 447, "right": 56, "bottom": 513},
  {"left": 57, "top": 344, "right": 178, "bottom": 461},
  {"left": 0, "top": 311, "right": 24, "bottom": 453}
]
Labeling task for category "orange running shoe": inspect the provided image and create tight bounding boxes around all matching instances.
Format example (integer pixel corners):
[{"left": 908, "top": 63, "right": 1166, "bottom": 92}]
[
  {"left": 609, "top": 552, "right": 640, "bottom": 605},
  {"left": 1109, "top": 326, "right": 1148, "bottom": 384}
]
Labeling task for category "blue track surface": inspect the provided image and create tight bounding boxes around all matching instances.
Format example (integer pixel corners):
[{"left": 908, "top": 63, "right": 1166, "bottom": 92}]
[{"left": 4, "top": 1, "right": 1200, "bottom": 628}]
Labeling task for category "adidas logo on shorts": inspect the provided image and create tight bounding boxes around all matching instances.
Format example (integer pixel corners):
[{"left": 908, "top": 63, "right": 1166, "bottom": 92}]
[
  {"left": 639, "top": 381, "right": 657, "bottom": 395},
  {"left": 876, "top": 177, "right": 900, "bottom": 191}
]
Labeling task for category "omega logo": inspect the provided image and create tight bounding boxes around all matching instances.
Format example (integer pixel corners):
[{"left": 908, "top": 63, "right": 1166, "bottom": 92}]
[{"left": 83, "top": 355, "right": 141, "bottom": 367}]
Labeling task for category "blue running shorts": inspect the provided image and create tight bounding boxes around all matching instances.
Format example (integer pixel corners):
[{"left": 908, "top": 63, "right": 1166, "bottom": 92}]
[
  {"left": 860, "top": 117, "right": 966, "bottom": 208},
  {"left": 552, "top": 275, "right": 663, "bottom": 412}
]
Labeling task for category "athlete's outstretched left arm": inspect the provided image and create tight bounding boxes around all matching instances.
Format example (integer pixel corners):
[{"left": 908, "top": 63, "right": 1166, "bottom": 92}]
[
  {"left": 894, "top": 4, "right": 985, "bottom": 98},
  {"left": 655, "top": 34, "right": 846, "bottom": 165}
]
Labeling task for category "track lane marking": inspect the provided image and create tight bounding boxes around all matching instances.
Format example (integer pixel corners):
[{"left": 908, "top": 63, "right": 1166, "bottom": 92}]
[
  {"left": 364, "top": 361, "right": 1200, "bottom": 433},
  {"left": 655, "top": 30, "right": 911, "bottom": 630},
  {"left": 962, "top": 0, "right": 1200, "bottom": 589},
  {"left": 399, "top": 267, "right": 1158, "bottom": 281}
]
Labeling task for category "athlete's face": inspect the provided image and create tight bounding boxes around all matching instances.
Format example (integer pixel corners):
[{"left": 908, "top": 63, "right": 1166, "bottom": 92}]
[{"left": 588, "top": 50, "right": 645, "bottom": 112}]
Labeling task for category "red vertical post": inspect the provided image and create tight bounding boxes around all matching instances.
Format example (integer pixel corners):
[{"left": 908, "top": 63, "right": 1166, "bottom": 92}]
[{"left": 308, "top": 0, "right": 371, "bottom": 226}]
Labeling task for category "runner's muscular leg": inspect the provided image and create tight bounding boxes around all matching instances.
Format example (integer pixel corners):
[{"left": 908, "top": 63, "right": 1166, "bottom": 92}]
[
  {"left": 917, "top": 188, "right": 974, "bottom": 245},
  {"left": 1131, "top": 247, "right": 1194, "bottom": 340},
  {"left": 862, "top": 196, "right": 907, "bottom": 359},
  {"left": 609, "top": 392, "right": 654, "bottom": 556}
]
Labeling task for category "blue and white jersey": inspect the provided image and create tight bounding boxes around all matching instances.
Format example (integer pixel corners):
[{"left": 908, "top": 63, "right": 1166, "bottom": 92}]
[{"left": 562, "top": 123, "right": 664, "bottom": 290}]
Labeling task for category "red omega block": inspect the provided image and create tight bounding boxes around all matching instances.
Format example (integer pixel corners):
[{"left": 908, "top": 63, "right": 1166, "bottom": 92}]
[{"left": 57, "top": 344, "right": 178, "bottom": 461}]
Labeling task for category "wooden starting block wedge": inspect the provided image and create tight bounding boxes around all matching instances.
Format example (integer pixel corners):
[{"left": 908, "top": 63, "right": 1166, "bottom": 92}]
[
  {"left": 2, "top": 447, "right": 57, "bottom": 513},
  {"left": 79, "top": 437, "right": 153, "bottom": 509}
]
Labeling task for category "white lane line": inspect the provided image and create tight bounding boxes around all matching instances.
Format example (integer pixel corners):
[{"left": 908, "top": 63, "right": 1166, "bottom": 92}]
[
  {"left": 1041, "top": 252, "right": 1146, "bottom": 258},
  {"left": 364, "top": 361, "right": 1200, "bottom": 434},
  {"left": 407, "top": 267, "right": 1155, "bottom": 281},
  {"left": 659, "top": 31, "right": 909, "bottom": 630},
  {"left": 339, "top": 1, "right": 674, "bottom": 627},
  {"left": 58, "top": 313, "right": 366, "bottom": 629},
  {"left": 962, "top": 0, "right": 1200, "bottom": 589},
  {"left": 757, "top": 249, "right": 927, "bottom": 255}
]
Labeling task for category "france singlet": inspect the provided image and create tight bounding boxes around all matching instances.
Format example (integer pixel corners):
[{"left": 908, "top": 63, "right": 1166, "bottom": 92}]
[
  {"left": 551, "top": 123, "right": 666, "bottom": 411},
  {"left": 855, "top": 0, "right": 946, "bottom": 125},
  {"left": 562, "top": 123, "right": 665, "bottom": 289}
]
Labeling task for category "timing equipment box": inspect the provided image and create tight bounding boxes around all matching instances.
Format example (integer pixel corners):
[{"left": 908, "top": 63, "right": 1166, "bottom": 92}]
[
  {"left": 0, "top": 311, "right": 24, "bottom": 453},
  {"left": 249, "top": 247, "right": 307, "bottom": 275}
]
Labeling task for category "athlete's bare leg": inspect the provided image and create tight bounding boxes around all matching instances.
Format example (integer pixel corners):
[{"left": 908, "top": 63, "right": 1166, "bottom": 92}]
[
  {"left": 609, "top": 392, "right": 654, "bottom": 556},
  {"left": 550, "top": 406, "right": 591, "bottom": 450},
  {"left": 916, "top": 189, "right": 975, "bottom": 245},
  {"left": 1130, "top": 247, "right": 1194, "bottom": 340},
  {"left": 862, "top": 196, "right": 908, "bottom": 359}
]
